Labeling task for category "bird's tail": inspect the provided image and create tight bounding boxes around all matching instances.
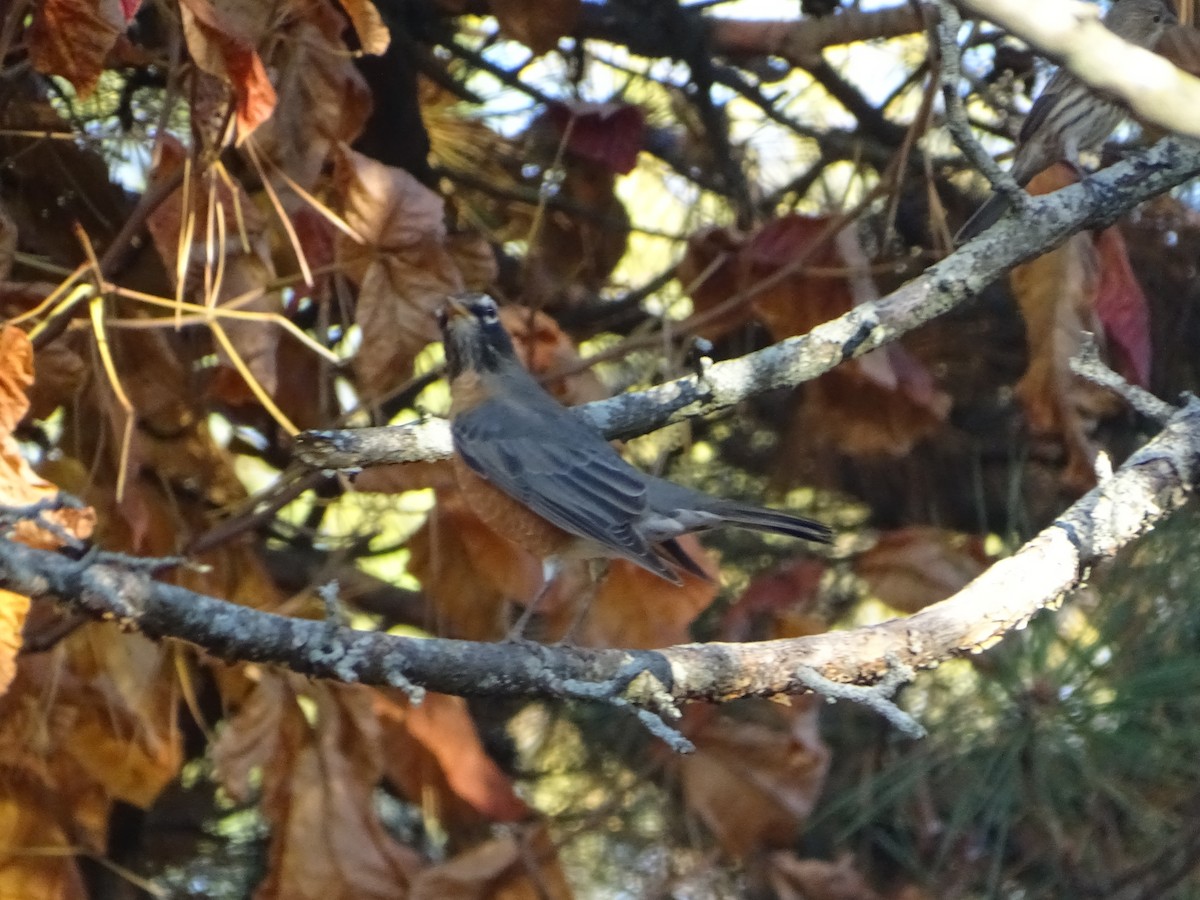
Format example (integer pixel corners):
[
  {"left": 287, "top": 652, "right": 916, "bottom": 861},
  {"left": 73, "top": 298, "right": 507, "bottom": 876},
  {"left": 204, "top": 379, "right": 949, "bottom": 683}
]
[
  {"left": 955, "top": 192, "right": 1013, "bottom": 243},
  {"left": 711, "top": 501, "right": 833, "bottom": 545}
]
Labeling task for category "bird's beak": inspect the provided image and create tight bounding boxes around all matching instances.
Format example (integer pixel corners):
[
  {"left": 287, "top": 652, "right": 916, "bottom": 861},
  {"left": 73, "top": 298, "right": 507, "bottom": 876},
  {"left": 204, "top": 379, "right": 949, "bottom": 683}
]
[{"left": 441, "top": 297, "right": 472, "bottom": 322}]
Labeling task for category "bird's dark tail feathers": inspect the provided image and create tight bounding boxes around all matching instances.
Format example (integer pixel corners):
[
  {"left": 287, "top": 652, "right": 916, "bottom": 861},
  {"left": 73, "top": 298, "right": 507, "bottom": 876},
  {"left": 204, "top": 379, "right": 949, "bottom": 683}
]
[
  {"left": 955, "top": 192, "right": 1013, "bottom": 244},
  {"left": 714, "top": 503, "right": 833, "bottom": 545}
]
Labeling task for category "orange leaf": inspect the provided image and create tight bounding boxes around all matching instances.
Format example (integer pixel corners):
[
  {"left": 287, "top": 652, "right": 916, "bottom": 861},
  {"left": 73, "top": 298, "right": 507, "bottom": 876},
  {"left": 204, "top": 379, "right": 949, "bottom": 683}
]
[
  {"left": 0, "top": 326, "right": 95, "bottom": 550},
  {"left": 178, "top": 0, "right": 277, "bottom": 140},
  {"left": 376, "top": 691, "right": 530, "bottom": 827},
  {"left": 499, "top": 305, "right": 607, "bottom": 404},
  {"left": 0, "top": 590, "right": 29, "bottom": 697},
  {"left": 0, "top": 776, "right": 89, "bottom": 899},
  {"left": 1010, "top": 164, "right": 1132, "bottom": 491},
  {"left": 406, "top": 487, "right": 543, "bottom": 641},
  {"left": 336, "top": 0, "right": 391, "bottom": 54},
  {"left": 27, "top": 0, "right": 126, "bottom": 97},
  {"left": 675, "top": 698, "right": 830, "bottom": 859}
]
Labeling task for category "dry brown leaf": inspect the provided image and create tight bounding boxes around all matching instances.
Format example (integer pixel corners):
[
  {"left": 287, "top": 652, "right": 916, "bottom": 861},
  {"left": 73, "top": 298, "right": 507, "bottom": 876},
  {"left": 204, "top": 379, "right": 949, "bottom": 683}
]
[
  {"left": 213, "top": 675, "right": 423, "bottom": 899},
  {"left": 254, "top": 10, "right": 373, "bottom": 188},
  {"left": 334, "top": 147, "right": 463, "bottom": 396},
  {"left": 676, "top": 698, "right": 830, "bottom": 859},
  {"left": 856, "top": 527, "right": 990, "bottom": 614},
  {"left": 27, "top": 0, "right": 128, "bottom": 97},
  {"left": 682, "top": 216, "right": 949, "bottom": 458},
  {"left": 489, "top": 0, "right": 581, "bottom": 55},
  {"left": 767, "top": 853, "right": 885, "bottom": 900},
  {"left": 336, "top": 0, "right": 391, "bottom": 54},
  {"left": 146, "top": 138, "right": 281, "bottom": 402},
  {"left": 178, "top": 0, "right": 278, "bottom": 140},
  {"left": 406, "top": 487, "right": 543, "bottom": 641},
  {"left": 499, "top": 305, "right": 607, "bottom": 404},
  {"left": 520, "top": 158, "right": 629, "bottom": 310},
  {"left": 375, "top": 691, "right": 530, "bottom": 829},
  {"left": 722, "top": 558, "right": 827, "bottom": 643},
  {"left": 0, "top": 774, "right": 89, "bottom": 899},
  {"left": 0, "top": 634, "right": 183, "bottom": 892},
  {"left": 410, "top": 827, "right": 572, "bottom": 900}
]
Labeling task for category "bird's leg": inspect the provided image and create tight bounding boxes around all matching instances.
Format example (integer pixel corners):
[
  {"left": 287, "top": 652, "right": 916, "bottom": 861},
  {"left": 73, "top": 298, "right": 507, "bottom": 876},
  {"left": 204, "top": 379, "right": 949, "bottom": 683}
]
[
  {"left": 505, "top": 558, "right": 562, "bottom": 642},
  {"left": 556, "top": 558, "right": 611, "bottom": 645}
]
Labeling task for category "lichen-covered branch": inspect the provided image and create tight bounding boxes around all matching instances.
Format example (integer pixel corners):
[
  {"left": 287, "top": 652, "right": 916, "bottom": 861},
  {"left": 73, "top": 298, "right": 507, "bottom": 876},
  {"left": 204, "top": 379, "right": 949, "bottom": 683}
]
[
  {"left": 10, "top": 396, "right": 1200, "bottom": 747},
  {"left": 296, "top": 136, "right": 1200, "bottom": 471}
]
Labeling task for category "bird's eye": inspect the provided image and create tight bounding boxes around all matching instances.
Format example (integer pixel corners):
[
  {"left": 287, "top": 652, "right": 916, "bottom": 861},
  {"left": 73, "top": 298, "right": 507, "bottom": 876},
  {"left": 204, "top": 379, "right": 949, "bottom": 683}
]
[
  {"left": 478, "top": 303, "right": 499, "bottom": 324},
  {"left": 1153, "top": 13, "right": 1162, "bottom": 21}
]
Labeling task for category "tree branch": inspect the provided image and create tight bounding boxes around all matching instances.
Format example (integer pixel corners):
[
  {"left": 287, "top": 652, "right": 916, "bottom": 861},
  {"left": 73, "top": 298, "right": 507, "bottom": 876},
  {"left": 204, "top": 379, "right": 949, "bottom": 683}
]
[
  {"left": 296, "top": 136, "right": 1200, "bottom": 470},
  {"left": 9, "top": 396, "right": 1200, "bottom": 747}
]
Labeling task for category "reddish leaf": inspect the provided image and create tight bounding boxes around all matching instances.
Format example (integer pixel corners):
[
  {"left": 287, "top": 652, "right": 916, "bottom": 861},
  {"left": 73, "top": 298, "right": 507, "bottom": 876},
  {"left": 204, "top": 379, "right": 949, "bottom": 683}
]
[
  {"left": 178, "top": 0, "right": 277, "bottom": 141},
  {"left": 1093, "top": 226, "right": 1151, "bottom": 388},
  {"left": 376, "top": 691, "right": 530, "bottom": 827},
  {"left": 27, "top": 0, "right": 126, "bottom": 97},
  {"left": 545, "top": 101, "right": 646, "bottom": 175},
  {"left": 683, "top": 217, "right": 950, "bottom": 458}
]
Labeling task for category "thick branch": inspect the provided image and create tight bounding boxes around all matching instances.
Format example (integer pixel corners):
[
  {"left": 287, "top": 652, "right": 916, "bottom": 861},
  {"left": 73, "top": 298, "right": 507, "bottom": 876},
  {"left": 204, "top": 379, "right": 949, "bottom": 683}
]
[
  {"left": 296, "top": 136, "right": 1200, "bottom": 470},
  {"left": 8, "top": 397, "right": 1200, "bottom": 723}
]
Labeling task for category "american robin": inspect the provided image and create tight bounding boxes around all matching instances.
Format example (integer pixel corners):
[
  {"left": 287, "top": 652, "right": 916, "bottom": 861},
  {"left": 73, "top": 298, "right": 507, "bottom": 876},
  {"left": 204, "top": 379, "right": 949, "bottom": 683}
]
[{"left": 436, "top": 292, "right": 832, "bottom": 585}]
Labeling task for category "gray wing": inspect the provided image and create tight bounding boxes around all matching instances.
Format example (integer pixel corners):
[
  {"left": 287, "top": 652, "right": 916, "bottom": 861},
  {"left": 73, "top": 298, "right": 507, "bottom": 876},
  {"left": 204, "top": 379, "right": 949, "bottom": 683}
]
[{"left": 452, "top": 394, "right": 675, "bottom": 577}]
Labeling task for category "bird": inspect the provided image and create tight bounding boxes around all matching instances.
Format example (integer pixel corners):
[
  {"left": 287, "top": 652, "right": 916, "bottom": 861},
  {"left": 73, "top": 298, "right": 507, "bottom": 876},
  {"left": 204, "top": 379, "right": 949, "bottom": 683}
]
[
  {"left": 956, "top": 0, "right": 1176, "bottom": 241},
  {"left": 436, "top": 292, "right": 832, "bottom": 588}
]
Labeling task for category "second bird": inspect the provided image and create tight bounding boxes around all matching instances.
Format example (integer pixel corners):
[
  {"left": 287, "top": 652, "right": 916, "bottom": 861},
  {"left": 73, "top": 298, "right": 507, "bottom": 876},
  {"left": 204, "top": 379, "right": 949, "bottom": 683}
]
[
  {"left": 957, "top": 0, "right": 1175, "bottom": 241},
  {"left": 437, "top": 293, "right": 832, "bottom": 585}
]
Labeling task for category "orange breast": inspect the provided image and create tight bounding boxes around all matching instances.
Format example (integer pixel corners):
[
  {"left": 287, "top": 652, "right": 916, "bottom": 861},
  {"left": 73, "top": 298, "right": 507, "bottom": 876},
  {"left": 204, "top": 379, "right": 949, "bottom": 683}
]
[{"left": 452, "top": 456, "right": 580, "bottom": 559}]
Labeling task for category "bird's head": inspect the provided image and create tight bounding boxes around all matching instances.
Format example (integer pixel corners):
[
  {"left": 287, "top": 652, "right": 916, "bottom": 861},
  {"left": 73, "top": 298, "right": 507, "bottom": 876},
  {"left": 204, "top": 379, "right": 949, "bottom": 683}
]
[
  {"left": 1106, "top": 0, "right": 1177, "bottom": 47},
  {"left": 436, "top": 293, "right": 517, "bottom": 378}
]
